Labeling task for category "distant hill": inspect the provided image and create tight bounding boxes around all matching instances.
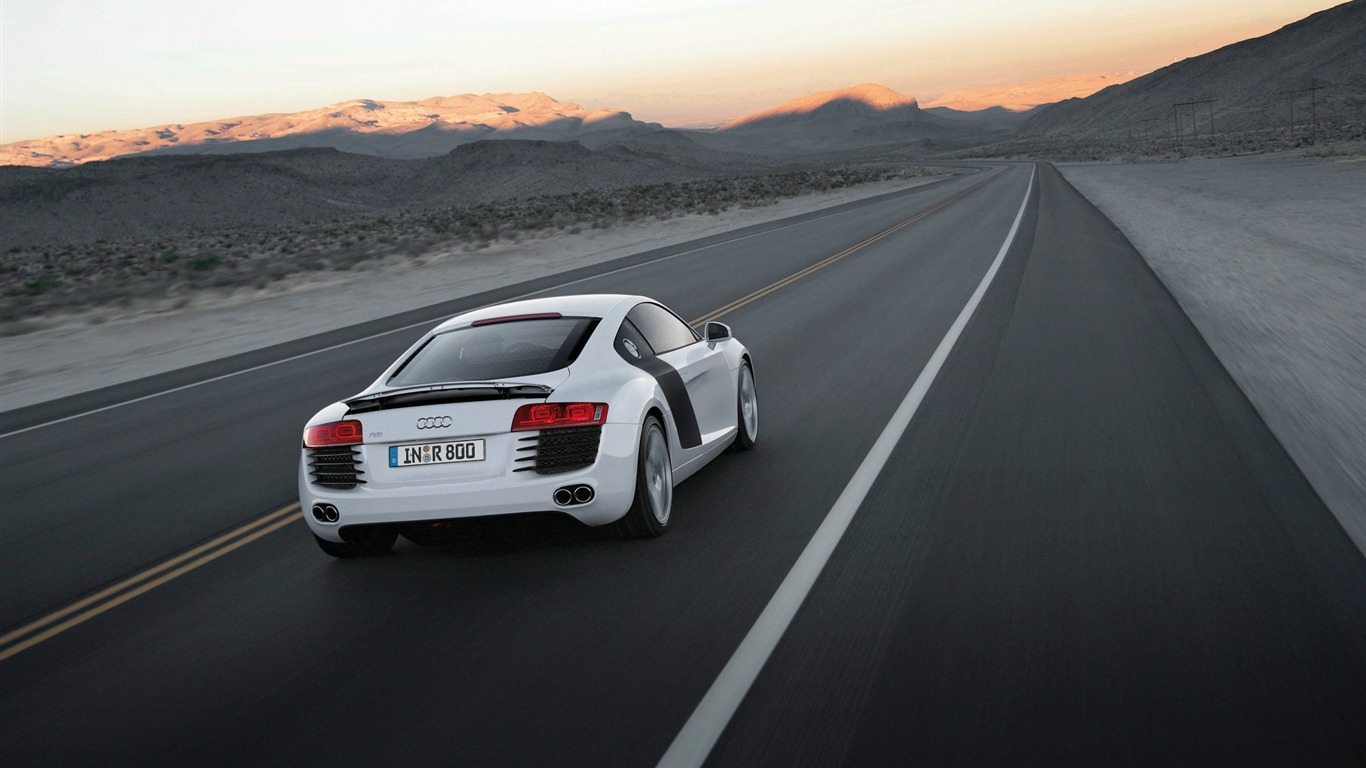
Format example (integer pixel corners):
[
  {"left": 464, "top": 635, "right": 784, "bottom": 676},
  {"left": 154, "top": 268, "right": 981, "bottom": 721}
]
[
  {"left": 0, "top": 140, "right": 767, "bottom": 250},
  {"left": 923, "top": 73, "right": 1139, "bottom": 112},
  {"left": 704, "top": 84, "right": 966, "bottom": 154},
  {"left": 719, "top": 84, "right": 924, "bottom": 130},
  {"left": 1020, "top": 1, "right": 1366, "bottom": 139},
  {"left": 922, "top": 105, "right": 1041, "bottom": 132},
  {"left": 0, "top": 92, "right": 661, "bottom": 168}
]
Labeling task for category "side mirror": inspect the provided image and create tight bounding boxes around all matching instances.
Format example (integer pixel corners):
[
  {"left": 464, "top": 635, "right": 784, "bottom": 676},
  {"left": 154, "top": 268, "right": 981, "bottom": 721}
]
[{"left": 704, "top": 322, "right": 732, "bottom": 342}]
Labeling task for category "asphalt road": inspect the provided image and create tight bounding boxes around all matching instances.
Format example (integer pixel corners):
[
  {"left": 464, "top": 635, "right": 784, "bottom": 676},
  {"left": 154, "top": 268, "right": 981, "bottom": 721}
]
[{"left": 2, "top": 163, "right": 1363, "bottom": 767}]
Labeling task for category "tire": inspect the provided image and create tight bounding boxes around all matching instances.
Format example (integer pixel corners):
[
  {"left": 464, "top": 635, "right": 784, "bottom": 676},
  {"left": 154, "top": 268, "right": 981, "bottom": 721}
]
[
  {"left": 611, "top": 415, "right": 673, "bottom": 539},
  {"left": 313, "top": 529, "right": 397, "bottom": 558},
  {"left": 732, "top": 360, "right": 758, "bottom": 451}
]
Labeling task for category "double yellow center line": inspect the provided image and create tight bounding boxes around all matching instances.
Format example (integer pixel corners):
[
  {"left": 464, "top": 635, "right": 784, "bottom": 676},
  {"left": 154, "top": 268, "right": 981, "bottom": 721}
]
[
  {"left": 691, "top": 179, "right": 986, "bottom": 325},
  {"left": 0, "top": 175, "right": 988, "bottom": 662},
  {"left": 0, "top": 503, "right": 299, "bottom": 661}
]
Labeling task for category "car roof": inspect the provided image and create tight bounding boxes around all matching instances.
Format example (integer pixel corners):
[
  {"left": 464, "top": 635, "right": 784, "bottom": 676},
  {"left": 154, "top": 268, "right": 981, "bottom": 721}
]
[{"left": 433, "top": 294, "right": 647, "bottom": 333}]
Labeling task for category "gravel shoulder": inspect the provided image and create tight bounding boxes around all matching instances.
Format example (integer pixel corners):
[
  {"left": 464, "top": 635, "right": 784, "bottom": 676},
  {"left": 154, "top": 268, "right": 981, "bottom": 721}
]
[{"left": 1059, "top": 150, "right": 1366, "bottom": 556}]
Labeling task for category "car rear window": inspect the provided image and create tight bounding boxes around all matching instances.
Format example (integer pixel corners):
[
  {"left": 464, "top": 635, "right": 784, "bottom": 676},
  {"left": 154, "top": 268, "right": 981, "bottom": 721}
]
[{"left": 388, "top": 317, "right": 598, "bottom": 386}]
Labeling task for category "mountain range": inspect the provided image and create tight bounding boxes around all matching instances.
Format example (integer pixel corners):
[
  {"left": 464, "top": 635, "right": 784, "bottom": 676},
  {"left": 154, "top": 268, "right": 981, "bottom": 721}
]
[
  {"left": 922, "top": 73, "right": 1139, "bottom": 112},
  {"left": 1020, "top": 0, "right": 1366, "bottom": 138},
  {"left": 3, "top": 2, "right": 1362, "bottom": 169},
  {"left": 0, "top": 92, "right": 656, "bottom": 168},
  {"left": 2, "top": 86, "right": 1026, "bottom": 168},
  {"left": 700, "top": 84, "right": 969, "bottom": 153},
  {"left": 1, "top": 1, "right": 1361, "bottom": 255}
]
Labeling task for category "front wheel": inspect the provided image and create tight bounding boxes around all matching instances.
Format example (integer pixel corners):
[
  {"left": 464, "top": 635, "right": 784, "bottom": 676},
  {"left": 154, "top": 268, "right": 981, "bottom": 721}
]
[
  {"left": 611, "top": 415, "right": 673, "bottom": 539},
  {"left": 732, "top": 361, "right": 758, "bottom": 451}
]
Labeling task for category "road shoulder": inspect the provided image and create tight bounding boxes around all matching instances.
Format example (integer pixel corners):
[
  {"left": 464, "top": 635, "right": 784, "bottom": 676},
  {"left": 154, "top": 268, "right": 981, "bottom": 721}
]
[{"left": 1058, "top": 151, "right": 1366, "bottom": 555}]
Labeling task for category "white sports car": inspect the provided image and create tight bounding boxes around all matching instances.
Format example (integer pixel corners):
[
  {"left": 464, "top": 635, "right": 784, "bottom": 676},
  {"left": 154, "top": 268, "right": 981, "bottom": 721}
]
[{"left": 299, "top": 294, "right": 758, "bottom": 557}]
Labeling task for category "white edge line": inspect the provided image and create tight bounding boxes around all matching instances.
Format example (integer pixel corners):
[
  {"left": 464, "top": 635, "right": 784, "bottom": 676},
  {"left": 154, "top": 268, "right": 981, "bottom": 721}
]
[
  {"left": 1, "top": 179, "right": 965, "bottom": 440},
  {"left": 655, "top": 165, "right": 1034, "bottom": 768}
]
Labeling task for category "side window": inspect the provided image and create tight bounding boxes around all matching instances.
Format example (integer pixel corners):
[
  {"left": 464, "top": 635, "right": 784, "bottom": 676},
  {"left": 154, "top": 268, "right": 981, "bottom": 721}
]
[
  {"left": 615, "top": 319, "right": 654, "bottom": 362},
  {"left": 627, "top": 303, "right": 699, "bottom": 355}
]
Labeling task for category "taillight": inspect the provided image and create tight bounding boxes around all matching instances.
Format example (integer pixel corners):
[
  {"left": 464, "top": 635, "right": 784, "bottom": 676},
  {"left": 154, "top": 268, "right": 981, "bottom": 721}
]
[
  {"left": 511, "top": 403, "right": 608, "bottom": 431},
  {"left": 304, "top": 419, "right": 364, "bottom": 447}
]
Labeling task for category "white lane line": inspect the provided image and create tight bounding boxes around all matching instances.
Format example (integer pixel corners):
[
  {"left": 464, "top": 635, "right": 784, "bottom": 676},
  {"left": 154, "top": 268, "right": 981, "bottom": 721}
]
[
  {"left": 0, "top": 178, "right": 970, "bottom": 441},
  {"left": 655, "top": 165, "right": 1035, "bottom": 768}
]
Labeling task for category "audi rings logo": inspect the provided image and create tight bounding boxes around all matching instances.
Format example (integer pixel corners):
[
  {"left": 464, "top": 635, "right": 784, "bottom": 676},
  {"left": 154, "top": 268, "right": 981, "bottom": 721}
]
[{"left": 416, "top": 416, "right": 453, "bottom": 430}]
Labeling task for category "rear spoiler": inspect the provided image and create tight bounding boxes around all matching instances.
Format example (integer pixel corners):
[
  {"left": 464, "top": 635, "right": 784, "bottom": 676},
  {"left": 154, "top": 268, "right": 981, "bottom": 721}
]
[{"left": 344, "top": 382, "right": 552, "bottom": 413}]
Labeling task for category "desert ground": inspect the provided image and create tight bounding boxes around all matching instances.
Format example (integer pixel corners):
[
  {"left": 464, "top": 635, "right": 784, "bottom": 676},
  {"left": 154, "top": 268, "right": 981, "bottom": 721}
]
[
  {"left": 0, "top": 175, "right": 939, "bottom": 409},
  {"left": 3, "top": 149, "right": 1361, "bottom": 554},
  {"left": 1060, "top": 147, "right": 1366, "bottom": 553}
]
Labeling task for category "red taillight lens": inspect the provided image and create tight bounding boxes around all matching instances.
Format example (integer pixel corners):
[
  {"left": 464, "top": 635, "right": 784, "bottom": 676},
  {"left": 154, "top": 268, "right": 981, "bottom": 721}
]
[
  {"left": 511, "top": 402, "right": 608, "bottom": 431},
  {"left": 304, "top": 419, "right": 364, "bottom": 447}
]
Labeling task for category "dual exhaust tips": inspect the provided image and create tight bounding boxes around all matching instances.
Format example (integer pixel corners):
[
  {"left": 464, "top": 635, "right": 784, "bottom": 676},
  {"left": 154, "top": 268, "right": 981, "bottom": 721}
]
[
  {"left": 553, "top": 485, "right": 595, "bottom": 507},
  {"left": 311, "top": 503, "right": 340, "bottom": 524}
]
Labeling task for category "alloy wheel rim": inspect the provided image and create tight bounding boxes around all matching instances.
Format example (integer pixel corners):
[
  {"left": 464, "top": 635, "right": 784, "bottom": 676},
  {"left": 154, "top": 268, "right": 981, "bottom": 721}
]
[
  {"left": 645, "top": 427, "right": 671, "bottom": 524},
  {"left": 741, "top": 367, "right": 758, "bottom": 439}
]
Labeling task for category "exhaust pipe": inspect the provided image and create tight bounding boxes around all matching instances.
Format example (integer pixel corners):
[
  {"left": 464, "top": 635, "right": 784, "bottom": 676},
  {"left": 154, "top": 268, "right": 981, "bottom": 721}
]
[
  {"left": 554, "top": 485, "right": 595, "bottom": 506},
  {"left": 312, "top": 503, "right": 340, "bottom": 523}
]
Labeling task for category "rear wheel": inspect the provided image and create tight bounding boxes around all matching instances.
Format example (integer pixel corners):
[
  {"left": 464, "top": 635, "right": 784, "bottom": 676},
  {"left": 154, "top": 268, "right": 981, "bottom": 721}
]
[
  {"left": 313, "top": 530, "right": 397, "bottom": 558},
  {"left": 732, "top": 361, "right": 758, "bottom": 451},
  {"left": 611, "top": 415, "right": 672, "bottom": 539}
]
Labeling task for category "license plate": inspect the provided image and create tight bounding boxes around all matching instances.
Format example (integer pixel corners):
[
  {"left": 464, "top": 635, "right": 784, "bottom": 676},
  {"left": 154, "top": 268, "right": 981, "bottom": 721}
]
[{"left": 389, "top": 439, "right": 485, "bottom": 467}]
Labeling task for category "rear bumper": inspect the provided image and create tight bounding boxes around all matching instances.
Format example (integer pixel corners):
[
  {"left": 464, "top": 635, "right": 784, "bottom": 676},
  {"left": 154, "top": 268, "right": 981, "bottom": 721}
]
[{"left": 300, "top": 423, "right": 639, "bottom": 542}]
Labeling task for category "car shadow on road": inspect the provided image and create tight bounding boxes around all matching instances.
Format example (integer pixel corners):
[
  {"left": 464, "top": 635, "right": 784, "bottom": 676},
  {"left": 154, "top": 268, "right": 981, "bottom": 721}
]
[{"left": 388, "top": 513, "right": 612, "bottom": 557}]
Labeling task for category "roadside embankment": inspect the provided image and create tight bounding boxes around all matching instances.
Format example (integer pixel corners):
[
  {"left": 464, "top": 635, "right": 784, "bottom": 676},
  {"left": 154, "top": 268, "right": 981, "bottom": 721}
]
[{"left": 1060, "top": 149, "right": 1366, "bottom": 555}]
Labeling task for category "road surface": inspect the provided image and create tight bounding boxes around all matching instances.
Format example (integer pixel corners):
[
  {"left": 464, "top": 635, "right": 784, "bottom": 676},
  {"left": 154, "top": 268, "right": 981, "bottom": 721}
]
[{"left": 2, "top": 163, "right": 1363, "bottom": 766}]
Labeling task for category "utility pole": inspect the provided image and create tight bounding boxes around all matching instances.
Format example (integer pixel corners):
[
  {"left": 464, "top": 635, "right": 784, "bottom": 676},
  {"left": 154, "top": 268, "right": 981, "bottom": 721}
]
[
  {"left": 1174, "top": 99, "right": 1218, "bottom": 143},
  {"left": 1308, "top": 81, "right": 1324, "bottom": 143},
  {"left": 1281, "top": 84, "right": 1325, "bottom": 144}
]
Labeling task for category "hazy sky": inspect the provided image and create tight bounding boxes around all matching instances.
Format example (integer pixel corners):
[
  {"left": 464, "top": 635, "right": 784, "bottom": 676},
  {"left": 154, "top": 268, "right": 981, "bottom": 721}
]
[{"left": 1, "top": 0, "right": 1341, "bottom": 141}]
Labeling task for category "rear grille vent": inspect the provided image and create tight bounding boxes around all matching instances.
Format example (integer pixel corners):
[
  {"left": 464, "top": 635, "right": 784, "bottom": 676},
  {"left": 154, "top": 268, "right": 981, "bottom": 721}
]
[
  {"left": 309, "top": 446, "right": 366, "bottom": 489},
  {"left": 514, "top": 426, "right": 602, "bottom": 474}
]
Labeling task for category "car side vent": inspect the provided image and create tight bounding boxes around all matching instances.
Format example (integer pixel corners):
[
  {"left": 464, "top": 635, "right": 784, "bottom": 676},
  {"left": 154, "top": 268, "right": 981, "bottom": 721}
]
[
  {"left": 309, "top": 446, "right": 367, "bottom": 489},
  {"left": 513, "top": 425, "right": 602, "bottom": 474}
]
